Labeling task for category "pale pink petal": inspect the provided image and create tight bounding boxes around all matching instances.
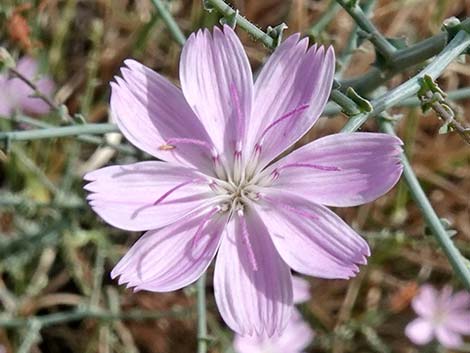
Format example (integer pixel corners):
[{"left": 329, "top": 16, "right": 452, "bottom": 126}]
[
  {"left": 247, "top": 36, "right": 335, "bottom": 168},
  {"left": 257, "top": 192, "right": 370, "bottom": 279},
  {"left": 84, "top": 161, "right": 213, "bottom": 231},
  {"left": 214, "top": 207, "right": 293, "bottom": 336},
  {"left": 445, "top": 312, "right": 470, "bottom": 334},
  {"left": 111, "top": 60, "right": 216, "bottom": 174},
  {"left": 180, "top": 25, "right": 253, "bottom": 162},
  {"left": 16, "top": 56, "right": 39, "bottom": 78},
  {"left": 405, "top": 318, "right": 434, "bottom": 345},
  {"left": 233, "top": 309, "right": 314, "bottom": 353},
  {"left": 274, "top": 309, "right": 314, "bottom": 352},
  {"left": 18, "top": 77, "right": 55, "bottom": 115},
  {"left": 264, "top": 133, "right": 403, "bottom": 207},
  {"left": 448, "top": 290, "right": 470, "bottom": 311},
  {"left": 111, "top": 210, "right": 228, "bottom": 292},
  {"left": 412, "top": 285, "right": 438, "bottom": 318},
  {"left": 435, "top": 326, "right": 464, "bottom": 348},
  {"left": 292, "top": 276, "right": 311, "bottom": 304}
]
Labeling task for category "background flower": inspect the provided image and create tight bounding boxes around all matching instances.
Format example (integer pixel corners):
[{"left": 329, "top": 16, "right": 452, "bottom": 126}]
[
  {"left": 405, "top": 285, "right": 470, "bottom": 348},
  {"left": 0, "top": 56, "right": 55, "bottom": 117},
  {"left": 233, "top": 276, "right": 314, "bottom": 353}
]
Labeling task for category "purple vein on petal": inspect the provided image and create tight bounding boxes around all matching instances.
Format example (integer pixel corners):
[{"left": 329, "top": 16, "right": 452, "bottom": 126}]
[
  {"left": 161, "top": 137, "right": 217, "bottom": 157},
  {"left": 238, "top": 210, "right": 258, "bottom": 272},
  {"left": 191, "top": 207, "right": 220, "bottom": 249},
  {"left": 257, "top": 104, "right": 310, "bottom": 144},
  {"left": 229, "top": 82, "right": 244, "bottom": 151},
  {"left": 276, "top": 162, "right": 341, "bottom": 173},
  {"left": 153, "top": 179, "right": 200, "bottom": 205}
]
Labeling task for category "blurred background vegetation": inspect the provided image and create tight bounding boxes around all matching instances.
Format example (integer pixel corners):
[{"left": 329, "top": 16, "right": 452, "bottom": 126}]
[{"left": 0, "top": 0, "right": 469, "bottom": 352}]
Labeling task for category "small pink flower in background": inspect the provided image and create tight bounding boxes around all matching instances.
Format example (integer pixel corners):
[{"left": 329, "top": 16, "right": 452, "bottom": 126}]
[
  {"left": 85, "top": 25, "right": 403, "bottom": 336},
  {"left": 234, "top": 276, "right": 314, "bottom": 353},
  {"left": 0, "top": 56, "right": 55, "bottom": 117},
  {"left": 406, "top": 285, "right": 470, "bottom": 348}
]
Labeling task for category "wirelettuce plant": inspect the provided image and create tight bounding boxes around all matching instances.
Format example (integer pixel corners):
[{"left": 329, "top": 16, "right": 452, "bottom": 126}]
[{"left": 0, "top": 0, "right": 470, "bottom": 352}]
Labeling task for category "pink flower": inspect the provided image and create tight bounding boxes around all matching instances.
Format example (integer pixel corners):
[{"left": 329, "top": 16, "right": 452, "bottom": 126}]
[
  {"left": 84, "top": 25, "right": 403, "bottom": 336},
  {"left": 406, "top": 285, "right": 470, "bottom": 348},
  {"left": 233, "top": 276, "right": 314, "bottom": 353},
  {"left": 0, "top": 56, "right": 55, "bottom": 117}
]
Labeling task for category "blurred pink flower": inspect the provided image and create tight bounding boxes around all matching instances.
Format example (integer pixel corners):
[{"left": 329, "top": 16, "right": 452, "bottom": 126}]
[
  {"left": 406, "top": 285, "right": 470, "bottom": 348},
  {"left": 84, "top": 25, "right": 403, "bottom": 336},
  {"left": 0, "top": 56, "right": 55, "bottom": 117},
  {"left": 234, "top": 310, "right": 314, "bottom": 353},
  {"left": 234, "top": 276, "right": 313, "bottom": 353}
]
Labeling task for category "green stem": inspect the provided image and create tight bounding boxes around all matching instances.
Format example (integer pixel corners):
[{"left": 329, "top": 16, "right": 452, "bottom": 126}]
[
  {"left": 15, "top": 115, "right": 136, "bottom": 155},
  {"left": 380, "top": 120, "right": 470, "bottom": 290},
  {"left": 205, "top": 0, "right": 275, "bottom": 48},
  {"left": 0, "top": 307, "right": 194, "bottom": 328},
  {"left": 324, "top": 86, "right": 470, "bottom": 116},
  {"left": 197, "top": 274, "right": 208, "bottom": 353},
  {"left": 307, "top": 1, "right": 341, "bottom": 38},
  {"left": 150, "top": 0, "right": 186, "bottom": 46},
  {"left": 335, "top": 0, "right": 397, "bottom": 59},
  {"left": 342, "top": 32, "right": 448, "bottom": 94},
  {"left": 0, "top": 123, "right": 118, "bottom": 142},
  {"left": 341, "top": 30, "right": 470, "bottom": 132}
]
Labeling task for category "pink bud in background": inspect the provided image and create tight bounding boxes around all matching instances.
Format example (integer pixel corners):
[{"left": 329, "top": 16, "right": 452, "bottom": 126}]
[{"left": 0, "top": 56, "right": 55, "bottom": 117}]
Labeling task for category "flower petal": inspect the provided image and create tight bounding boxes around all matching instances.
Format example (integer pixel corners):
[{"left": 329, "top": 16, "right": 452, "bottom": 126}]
[
  {"left": 257, "top": 191, "right": 370, "bottom": 279},
  {"left": 405, "top": 318, "right": 434, "bottom": 345},
  {"left": 445, "top": 313, "right": 470, "bottom": 335},
  {"left": 292, "top": 276, "right": 311, "bottom": 304},
  {"left": 214, "top": 207, "right": 293, "bottom": 336},
  {"left": 435, "top": 326, "right": 463, "bottom": 348},
  {"left": 264, "top": 132, "right": 403, "bottom": 207},
  {"left": 111, "top": 210, "right": 228, "bottom": 292},
  {"left": 412, "top": 285, "right": 438, "bottom": 318},
  {"left": 84, "top": 161, "right": 213, "bottom": 231},
  {"left": 19, "top": 77, "right": 55, "bottom": 115},
  {"left": 179, "top": 25, "right": 253, "bottom": 160},
  {"left": 111, "top": 60, "right": 216, "bottom": 174},
  {"left": 233, "top": 309, "right": 314, "bottom": 353},
  {"left": 248, "top": 35, "right": 335, "bottom": 168}
]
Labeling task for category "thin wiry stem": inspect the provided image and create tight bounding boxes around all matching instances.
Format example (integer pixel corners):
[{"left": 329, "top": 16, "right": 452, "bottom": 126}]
[
  {"left": 149, "top": 0, "right": 186, "bottom": 46},
  {"left": 341, "top": 29, "right": 470, "bottom": 132},
  {"left": 0, "top": 123, "right": 118, "bottom": 142},
  {"left": 197, "top": 274, "right": 209, "bottom": 353},
  {"left": 380, "top": 120, "right": 470, "bottom": 290},
  {"left": 335, "top": 0, "right": 397, "bottom": 59}
]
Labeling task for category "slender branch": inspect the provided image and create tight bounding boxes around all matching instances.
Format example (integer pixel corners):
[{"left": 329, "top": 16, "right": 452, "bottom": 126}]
[
  {"left": 342, "top": 33, "right": 449, "bottom": 94},
  {"left": 0, "top": 123, "right": 118, "bottom": 142},
  {"left": 9, "top": 67, "right": 73, "bottom": 123},
  {"left": 341, "top": 29, "right": 470, "bottom": 132},
  {"left": 335, "top": 0, "right": 397, "bottom": 59},
  {"left": 0, "top": 307, "right": 194, "bottom": 328},
  {"left": 14, "top": 115, "right": 136, "bottom": 155},
  {"left": 197, "top": 274, "right": 208, "bottom": 353},
  {"left": 204, "top": 0, "right": 275, "bottom": 48},
  {"left": 149, "top": 0, "right": 186, "bottom": 46},
  {"left": 324, "top": 86, "right": 470, "bottom": 116},
  {"left": 307, "top": 0, "right": 341, "bottom": 38},
  {"left": 9, "top": 68, "right": 57, "bottom": 112},
  {"left": 380, "top": 120, "right": 470, "bottom": 290}
]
